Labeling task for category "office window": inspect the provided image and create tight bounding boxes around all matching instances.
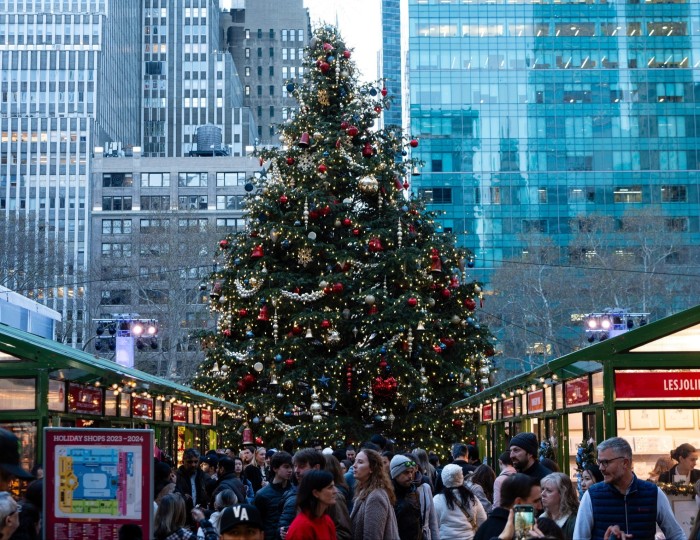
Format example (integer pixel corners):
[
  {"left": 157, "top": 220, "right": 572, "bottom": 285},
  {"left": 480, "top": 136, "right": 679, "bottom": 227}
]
[
  {"left": 613, "top": 186, "right": 642, "bottom": 203},
  {"left": 217, "top": 218, "right": 245, "bottom": 231},
  {"left": 245, "top": 29, "right": 250, "bottom": 39},
  {"left": 100, "top": 290, "right": 131, "bottom": 305},
  {"left": 101, "top": 243, "right": 132, "bottom": 258},
  {"left": 661, "top": 185, "right": 687, "bottom": 202},
  {"left": 102, "top": 219, "right": 132, "bottom": 234},
  {"left": 178, "top": 218, "right": 208, "bottom": 231},
  {"left": 178, "top": 195, "right": 207, "bottom": 211},
  {"left": 140, "top": 195, "right": 170, "bottom": 210},
  {"left": 102, "top": 172, "right": 133, "bottom": 187},
  {"left": 140, "top": 219, "right": 169, "bottom": 232},
  {"left": 666, "top": 217, "right": 688, "bottom": 232},
  {"left": 245, "top": 48, "right": 250, "bottom": 58},
  {"left": 216, "top": 172, "right": 246, "bottom": 186},
  {"left": 139, "top": 289, "right": 169, "bottom": 304},
  {"left": 538, "top": 188, "right": 548, "bottom": 203},
  {"left": 419, "top": 188, "right": 452, "bottom": 204},
  {"left": 141, "top": 172, "right": 170, "bottom": 187},
  {"left": 216, "top": 195, "right": 241, "bottom": 210},
  {"left": 282, "top": 29, "right": 288, "bottom": 41},
  {"left": 523, "top": 219, "right": 548, "bottom": 233},
  {"left": 178, "top": 172, "right": 207, "bottom": 187},
  {"left": 102, "top": 196, "right": 132, "bottom": 211}
]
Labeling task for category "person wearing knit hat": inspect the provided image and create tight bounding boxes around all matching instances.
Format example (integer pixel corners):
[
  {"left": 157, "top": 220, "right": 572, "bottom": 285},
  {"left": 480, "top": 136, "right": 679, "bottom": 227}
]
[
  {"left": 389, "top": 455, "right": 424, "bottom": 540},
  {"left": 509, "top": 432, "right": 552, "bottom": 481},
  {"left": 390, "top": 454, "right": 415, "bottom": 480},
  {"left": 434, "top": 464, "right": 487, "bottom": 540}
]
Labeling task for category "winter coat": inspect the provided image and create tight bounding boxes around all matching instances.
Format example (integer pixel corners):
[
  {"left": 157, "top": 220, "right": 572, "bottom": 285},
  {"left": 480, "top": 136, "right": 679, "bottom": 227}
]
[
  {"left": 432, "top": 491, "right": 487, "bottom": 540},
  {"left": 350, "top": 488, "right": 400, "bottom": 540}
]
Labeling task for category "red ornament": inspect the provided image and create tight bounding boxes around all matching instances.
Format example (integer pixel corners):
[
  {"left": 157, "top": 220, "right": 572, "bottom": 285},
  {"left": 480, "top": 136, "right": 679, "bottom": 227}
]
[
  {"left": 320, "top": 62, "right": 330, "bottom": 74},
  {"left": 238, "top": 308, "right": 248, "bottom": 317},
  {"left": 255, "top": 436, "right": 264, "bottom": 446},
  {"left": 372, "top": 376, "right": 398, "bottom": 398},
  {"left": 343, "top": 50, "right": 351, "bottom": 59},
  {"left": 251, "top": 245, "right": 264, "bottom": 259},
  {"left": 219, "top": 239, "right": 229, "bottom": 249},
  {"left": 441, "top": 288, "right": 451, "bottom": 299},
  {"left": 403, "top": 181, "right": 410, "bottom": 189},
  {"left": 222, "top": 328, "right": 232, "bottom": 337},
  {"left": 430, "top": 248, "right": 442, "bottom": 273},
  {"left": 368, "top": 237, "right": 384, "bottom": 252},
  {"left": 452, "top": 419, "right": 463, "bottom": 428},
  {"left": 318, "top": 163, "right": 327, "bottom": 174},
  {"left": 292, "top": 325, "right": 302, "bottom": 336},
  {"left": 237, "top": 380, "right": 247, "bottom": 393},
  {"left": 342, "top": 217, "right": 352, "bottom": 227},
  {"left": 441, "top": 337, "right": 456, "bottom": 348},
  {"left": 368, "top": 305, "right": 379, "bottom": 315},
  {"left": 374, "top": 105, "right": 382, "bottom": 113},
  {"left": 286, "top": 156, "right": 295, "bottom": 165},
  {"left": 257, "top": 305, "right": 269, "bottom": 321},
  {"left": 321, "top": 320, "right": 331, "bottom": 329},
  {"left": 379, "top": 360, "right": 388, "bottom": 369},
  {"left": 381, "top": 87, "right": 388, "bottom": 96},
  {"left": 407, "top": 297, "right": 418, "bottom": 307},
  {"left": 352, "top": 228, "right": 360, "bottom": 236},
  {"left": 362, "top": 143, "right": 373, "bottom": 157},
  {"left": 322, "top": 205, "right": 331, "bottom": 216},
  {"left": 243, "top": 374, "right": 256, "bottom": 386},
  {"left": 332, "top": 282, "right": 344, "bottom": 293},
  {"left": 279, "top": 195, "right": 289, "bottom": 204},
  {"left": 340, "top": 121, "right": 349, "bottom": 130},
  {"left": 464, "top": 298, "right": 477, "bottom": 311},
  {"left": 284, "top": 358, "right": 295, "bottom": 367},
  {"left": 323, "top": 42, "right": 333, "bottom": 51},
  {"left": 410, "top": 139, "right": 419, "bottom": 148},
  {"left": 309, "top": 210, "right": 320, "bottom": 220},
  {"left": 346, "top": 126, "right": 359, "bottom": 137}
]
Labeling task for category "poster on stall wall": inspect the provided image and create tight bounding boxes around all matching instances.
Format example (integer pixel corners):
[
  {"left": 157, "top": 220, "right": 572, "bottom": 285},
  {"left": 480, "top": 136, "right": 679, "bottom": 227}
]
[{"left": 43, "top": 428, "right": 153, "bottom": 540}]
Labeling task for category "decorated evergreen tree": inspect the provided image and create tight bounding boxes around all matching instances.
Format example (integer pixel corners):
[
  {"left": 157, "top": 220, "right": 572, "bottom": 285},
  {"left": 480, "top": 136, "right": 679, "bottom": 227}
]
[{"left": 192, "top": 26, "right": 494, "bottom": 449}]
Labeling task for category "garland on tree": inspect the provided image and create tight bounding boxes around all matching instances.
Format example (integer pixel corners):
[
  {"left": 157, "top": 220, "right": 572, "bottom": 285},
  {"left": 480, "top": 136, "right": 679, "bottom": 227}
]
[
  {"left": 575, "top": 438, "right": 596, "bottom": 473},
  {"left": 191, "top": 25, "right": 495, "bottom": 450}
]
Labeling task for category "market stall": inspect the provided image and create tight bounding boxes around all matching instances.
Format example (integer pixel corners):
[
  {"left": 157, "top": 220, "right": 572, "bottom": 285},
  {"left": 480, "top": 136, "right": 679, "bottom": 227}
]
[{"left": 0, "top": 323, "right": 241, "bottom": 473}]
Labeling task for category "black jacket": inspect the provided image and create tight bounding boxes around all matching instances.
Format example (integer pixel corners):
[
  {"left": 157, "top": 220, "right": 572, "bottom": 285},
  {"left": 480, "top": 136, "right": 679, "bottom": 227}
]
[
  {"left": 474, "top": 506, "right": 510, "bottom": 540},
  {"left": 658, "top": 465, "right": 700, "bottom": 485},
  {"left": 393, "top": 482, "right": 422, "bottom": 540},
  {"left": 211, "top": 472, "right": 248, "bottom": 507},
  {"left": 174, "top": 466, "right": 210, "bottom": 525},
  {"left": 253, "top": 481, "right": 291, "bottom": 540}
]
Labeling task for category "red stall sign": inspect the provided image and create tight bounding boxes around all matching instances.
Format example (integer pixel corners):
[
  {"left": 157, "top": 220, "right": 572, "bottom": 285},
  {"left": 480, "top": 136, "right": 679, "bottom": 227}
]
[
  {"left": 44, "top": 428, "right": 153, "bottom": 540},
  {"left": 502, "top": 399, "right": 515, "bottom": 418},
  {"left": 201, "top": 409, "right": 213, "bottom": 426},
  {"left": 528, "top": 389, "right": 545, "bottom": 414},
  {"left": 482, "top": 404, "right": 493, "bottom": 422},
  {"left": 616, "top": 370, "right": 700, "bottom": 400},
  {"left": 172, "top": 404, "right": 188, "bottom": 423},
  {"left": 565, "top": 376, "right": 590, "bottom": 407},
  {"left": 132, "top": 397, "right": 153, "bottom": 420},
  {"left": 67, "top": 383, "right": 103, "bottom": 416}
]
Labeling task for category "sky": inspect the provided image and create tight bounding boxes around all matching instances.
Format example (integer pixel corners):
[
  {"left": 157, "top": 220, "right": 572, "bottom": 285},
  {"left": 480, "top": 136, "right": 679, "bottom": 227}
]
[{"left": 303, "top": 0, "right": 382, "bottom": 82}]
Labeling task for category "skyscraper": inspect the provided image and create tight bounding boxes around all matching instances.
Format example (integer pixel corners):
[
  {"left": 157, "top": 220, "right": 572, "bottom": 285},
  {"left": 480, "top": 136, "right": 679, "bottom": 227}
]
[
  {"left": 142, "top": 0, "right": 255, "bottom": 157},
  {"left": 381, "top": 0, "right": 402, "bottom": 130},
  {"left": 224, "top": 0, "right": 310, "bottom": 146},
  {"left": 0, "top": 0, "right": 141, "bottom": 344},
  {"left": 404, "top": 0, "right": 700, "bottom": 284}
]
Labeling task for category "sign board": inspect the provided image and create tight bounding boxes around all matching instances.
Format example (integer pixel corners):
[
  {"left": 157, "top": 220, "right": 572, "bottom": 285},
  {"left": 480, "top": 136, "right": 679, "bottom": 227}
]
[
  {"left": 616, "top": 370, "right": 700, "bottom": 400},
  {"left": 131, "top": 397, "right": 153, "bottom": 420},
  {"left": 482, "top": 404, "right": 493, "bottom": 422},
  {"left": 172, "top": 404, "right": 188, "bottom": 423},
  {"left": 67, "top": 384, "right": 103, "bottom": 416},
  {"left": 502, "top": 399, "right": 515, "bottom": 418},
  {"left": 201, "top": 408, "right": 213, "bottom": 426},
  {"left": 565, "top": 376, "right": 590, "bottom": 407},
  {"left": 528, "top": 389, "right": 545, "bottom": 414},
  {"left": 44, "top": 428, "right": 153, "bottom": 540}
]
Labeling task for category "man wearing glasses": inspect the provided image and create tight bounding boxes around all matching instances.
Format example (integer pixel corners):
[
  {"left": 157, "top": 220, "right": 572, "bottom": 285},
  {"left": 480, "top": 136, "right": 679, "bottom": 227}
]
[
  {"left": 390, "top": 455, "right": 424, "bottom": 540},
  {"left": 0, "top": 492, "right": 19, "bottom": 539},
  {"left": 573, "top": 437, "right": 684, "bottom": 540}
]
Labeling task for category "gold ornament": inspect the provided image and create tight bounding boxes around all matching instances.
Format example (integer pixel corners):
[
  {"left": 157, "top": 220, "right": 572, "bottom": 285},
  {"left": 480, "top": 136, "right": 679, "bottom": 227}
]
[
  {"left": 358, "top": 176, "right": 379, "bottom": 193},
  {"left": 298, "top": 247, "right": 313, "bottom": 267},
  {"left": 318, "top": 89, "right": 330, "bottom": 106}
]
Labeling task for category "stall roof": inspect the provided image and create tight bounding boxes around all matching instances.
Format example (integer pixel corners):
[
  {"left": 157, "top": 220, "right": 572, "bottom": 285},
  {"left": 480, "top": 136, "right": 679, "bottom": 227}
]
[
  {"left": 452, "top": 304, "right": 700, "bottom": 408},
  {"left": 0, "top": 323, "right": 241, "bottom": 410}
]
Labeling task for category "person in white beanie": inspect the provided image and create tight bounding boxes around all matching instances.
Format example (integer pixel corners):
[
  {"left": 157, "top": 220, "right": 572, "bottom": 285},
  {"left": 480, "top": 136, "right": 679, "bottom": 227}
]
[{"left": 433, "top": 463, "right": 486, "bottom": 540}]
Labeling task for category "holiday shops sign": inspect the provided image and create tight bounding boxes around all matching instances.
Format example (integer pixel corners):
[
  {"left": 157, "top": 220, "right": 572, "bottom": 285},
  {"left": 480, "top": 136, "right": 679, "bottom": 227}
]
[
  {"left": 616, "top": 370, "right": 700, "bottom": 400},
  {"left": 67, "top": 383, "right": 103, "bottom": 416}
]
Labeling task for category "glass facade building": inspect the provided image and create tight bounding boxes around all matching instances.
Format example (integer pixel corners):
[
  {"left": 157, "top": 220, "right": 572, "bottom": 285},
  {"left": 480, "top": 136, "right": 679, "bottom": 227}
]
[
  {"left": 406, "top": 0, "right": 700, "bottom": 283},
  {"left": 0, "top": 0, "right": 141, "bottom": 344},
  {"left": 382, "top": 0, "right": 403, "bottom": 129}
]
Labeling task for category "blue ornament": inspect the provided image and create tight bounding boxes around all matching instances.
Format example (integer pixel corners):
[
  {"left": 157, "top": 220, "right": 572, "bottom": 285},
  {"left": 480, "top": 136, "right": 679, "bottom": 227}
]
[
  {"left": 286, "top": 82, "right": 295, "bottom": 92},
  {"left": 234, "top": 257, "right": 241, "bottom": 265},
  {"left": 467, "top": 317, "right": 475, "bottom": 324},
  {"left": 294, "top": 220, "right": 302, "bottom": 227},
  {"left": 360, "top": 392, "right": 368, "bottom": 399},
  {"left": 440, "top": 343, "right": 447, "bottom": 350},
  {"left": 275, "top": 354, "right": 283, "bottom": 363},
  {"left": 252, "top": 416, "right": 260, "bottom": 424},
  {"left": 327, "top": 55, "right": 335, "bottom": 62},
  {"left": 319, "top": 374, "right": 330, "bottom": 387},
  {"left": 467, "top": 259, "right": 475, "bottom": 268},
  {"left": 246, "top": 330, "right": 254, "bottom": 338},
  {"left": 258, "top": 213, "right": 267, "bottom": 223},
  {"left": 281, "top": 239, "right": 291, "bottom": 249},
  {"left": 402, "top": 150, "right": 408, "bottom": 156},
  {"left": 369, "top": 88, "right": 377, "bottom": 96},
  {"left": 284, "top": 411, "right": 292, "bottom": 417},
  {"left": 380, "top": 347, "right": 386, "bottom": 354},
  {"left": 402, "top": 205, "right": 409, "bottom": 212},
  {"left": 244, "top": 183, "right": 254, "bottom": 192}
]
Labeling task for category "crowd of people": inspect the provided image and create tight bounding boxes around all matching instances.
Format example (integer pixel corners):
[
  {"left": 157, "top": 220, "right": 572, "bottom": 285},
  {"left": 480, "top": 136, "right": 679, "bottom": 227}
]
[
  {"left": 1, "top": 427, "right": 700, "bottom": 540},
  {"left": 141, "top": 434, "right": 700, "bottom": 540}
]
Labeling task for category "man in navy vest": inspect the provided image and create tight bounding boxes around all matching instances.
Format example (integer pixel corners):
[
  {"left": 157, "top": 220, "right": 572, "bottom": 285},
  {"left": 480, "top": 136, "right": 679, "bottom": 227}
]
[{"left": 573, "top": 437, "right": 684, "bottom": 540}]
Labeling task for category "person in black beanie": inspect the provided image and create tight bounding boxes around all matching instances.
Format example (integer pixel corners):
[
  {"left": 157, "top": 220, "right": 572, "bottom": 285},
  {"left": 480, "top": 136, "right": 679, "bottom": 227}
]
[{"left": 509, "top": 433, "right": 552, "bottom": 481}]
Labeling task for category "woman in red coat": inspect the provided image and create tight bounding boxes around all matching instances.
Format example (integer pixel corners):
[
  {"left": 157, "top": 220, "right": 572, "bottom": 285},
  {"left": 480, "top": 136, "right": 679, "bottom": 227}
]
[{"left": 286, "top": 470, "right": 337, "bottom": 540}]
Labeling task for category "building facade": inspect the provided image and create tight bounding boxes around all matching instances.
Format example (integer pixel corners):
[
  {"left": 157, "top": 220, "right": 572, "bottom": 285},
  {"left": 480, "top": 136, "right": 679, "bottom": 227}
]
[
  {"left": 0, "top": 0, "right": 141, "bottom": 344},
  {"left": 381, "top": 0, "right": 402, "bottom": 130},
  {"left": 224, "top": 0, "right": 310, "bottom": 146},
  {"left": 90, "top": 151, "right": 257, "bottom": 378},
  {"left": 141, "top": 0, "right": 255, "bottom": 157},
  {"left": 405, "top": 0, "right": 700, "bottom": 283}
]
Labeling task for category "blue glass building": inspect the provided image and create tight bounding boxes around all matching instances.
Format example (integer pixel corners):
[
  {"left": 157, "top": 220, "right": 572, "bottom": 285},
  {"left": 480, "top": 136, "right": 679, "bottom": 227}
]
[
  {"left": 406, "top": 0, "right": 700, "bottom": 284},
  {"left": 382, "top": 0, "right": 403, "bottom": 129}
]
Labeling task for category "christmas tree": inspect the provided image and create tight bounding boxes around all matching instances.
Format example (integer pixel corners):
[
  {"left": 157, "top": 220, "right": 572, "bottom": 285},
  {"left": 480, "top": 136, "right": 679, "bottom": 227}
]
[{"left": 192, "top": 26, "right": 494, "bottom": 449}]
